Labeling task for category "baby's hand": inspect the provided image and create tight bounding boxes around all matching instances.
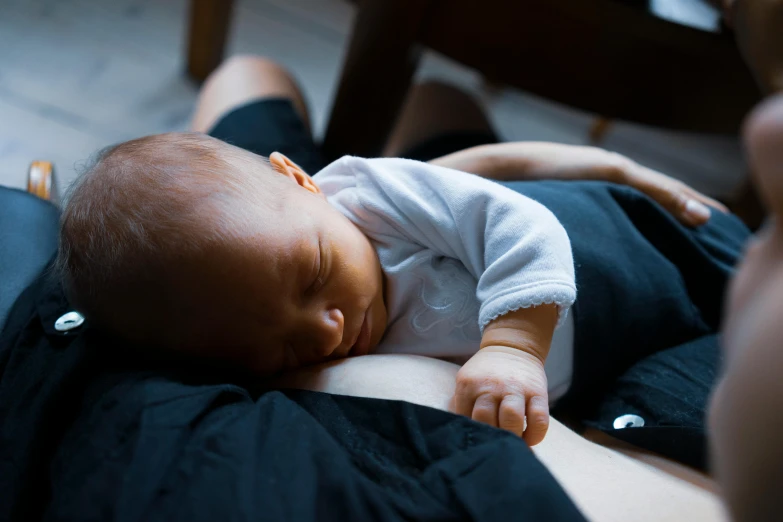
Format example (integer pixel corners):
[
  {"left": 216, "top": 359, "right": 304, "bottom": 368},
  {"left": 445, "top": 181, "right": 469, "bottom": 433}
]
[{"left": 450, "top": 346, "right": 549, "bottom": 445}]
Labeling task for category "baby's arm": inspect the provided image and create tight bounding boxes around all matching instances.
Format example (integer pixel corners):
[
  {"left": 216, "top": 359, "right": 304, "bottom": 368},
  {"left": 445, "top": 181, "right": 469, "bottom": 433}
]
[
  {"left": 453, "top": 304, "right": 558, "bottom": 446},
  {"left": 321, "top": 157, "right": 575, "bottom": 443}
]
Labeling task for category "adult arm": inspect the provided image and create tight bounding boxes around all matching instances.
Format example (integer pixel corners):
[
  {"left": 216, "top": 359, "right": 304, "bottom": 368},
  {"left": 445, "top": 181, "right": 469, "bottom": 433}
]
[{"left": 430, "top": 142, "right": 727, "bottom": 227}]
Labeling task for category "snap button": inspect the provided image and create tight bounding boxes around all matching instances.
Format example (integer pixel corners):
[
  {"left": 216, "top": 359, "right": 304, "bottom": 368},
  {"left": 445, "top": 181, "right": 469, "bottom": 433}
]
[
  {"left": 613, "top": 414, "right": 645, "bottom": 429},
  {"left": 54, "top": 311, "right": 85, "bottom": 332}
]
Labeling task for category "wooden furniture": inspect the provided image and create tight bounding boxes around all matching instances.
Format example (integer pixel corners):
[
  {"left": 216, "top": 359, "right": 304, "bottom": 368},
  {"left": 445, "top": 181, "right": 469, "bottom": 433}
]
[
  {"left": 27, "top": 161, "right": 57, "bottom": 203},
  {"left": 184, "top": 0, "right": 761, "bottom": 158},
  {"left": 322, "top": 0, "right": 761, "bottom": 159},
  {"left": 187, "top": 0, "right": 235, "bottom": 83}
]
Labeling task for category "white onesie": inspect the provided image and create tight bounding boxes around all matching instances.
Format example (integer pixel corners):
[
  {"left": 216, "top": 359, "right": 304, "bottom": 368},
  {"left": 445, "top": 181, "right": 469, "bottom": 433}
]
[{"left": 316, "top": 156, "right": 577, "bottom": 401}]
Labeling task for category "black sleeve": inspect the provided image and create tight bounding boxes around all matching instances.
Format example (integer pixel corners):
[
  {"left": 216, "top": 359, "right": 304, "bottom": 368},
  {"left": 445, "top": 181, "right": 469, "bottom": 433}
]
[{"left": 1, "top": 271, "right": 586, "bottom": 522}]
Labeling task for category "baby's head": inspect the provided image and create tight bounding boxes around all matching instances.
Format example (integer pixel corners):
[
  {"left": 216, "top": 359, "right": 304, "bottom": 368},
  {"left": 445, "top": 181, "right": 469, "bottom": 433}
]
[{"left": 58, "top": 132, "right": 387, "bottom": 375}]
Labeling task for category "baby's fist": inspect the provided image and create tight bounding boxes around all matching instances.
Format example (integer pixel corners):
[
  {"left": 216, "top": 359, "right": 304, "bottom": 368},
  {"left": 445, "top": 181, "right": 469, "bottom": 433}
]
[{"left": 451, "top": 346, "right": 549, "bottom": 445}]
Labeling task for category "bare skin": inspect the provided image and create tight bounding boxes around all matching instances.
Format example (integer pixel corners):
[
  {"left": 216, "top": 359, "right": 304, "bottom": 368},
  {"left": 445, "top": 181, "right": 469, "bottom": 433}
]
[
  {"left": 272, "top": 355, "right": 727, "bottom": 522},
  {"left": 189, "top": 57, "right": 563, "bottom": 441},
  {"left": 458, "top": 304, "right": 558, "bottom": 445},
  {"left": 190, "top": 58, "right": 734, "bottom": 439},
  {"left": 197, "top": 1, "right": 783, "bottom": 513},
  {"left": 191, "top": 55, "right": 312, "bottom": 134},
  {"left": 431, "top": 142, "right": 726, "bottom": 227},
  {"left": 709, "top": 94, "right": 783, "bottom": 522},
  {"left": 383, "top": 80, "right": 495, "bottom": 158},
  {"left": 387, "top": 81, "right": 726, "bottom": 227},
  {"left": 191, "top": 55, "right": 732, "bottom": 520}
]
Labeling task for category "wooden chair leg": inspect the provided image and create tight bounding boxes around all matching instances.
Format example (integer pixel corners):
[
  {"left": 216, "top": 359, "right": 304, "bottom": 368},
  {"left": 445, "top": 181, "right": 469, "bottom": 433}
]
[
  {"left": 322, "top": 0, "right": 432, "bottom": 160},
  {"left": 187, "top": 0, "right": 235, "bottom": 83}
]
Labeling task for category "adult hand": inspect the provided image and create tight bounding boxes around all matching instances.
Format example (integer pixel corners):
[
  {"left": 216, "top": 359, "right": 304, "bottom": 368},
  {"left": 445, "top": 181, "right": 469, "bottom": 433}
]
[
  {"left": 432, "top": 142, "right": 727, "bottom": 227},
  {"left": 605, "top": 152, "right": 729, "bottom": 227}
]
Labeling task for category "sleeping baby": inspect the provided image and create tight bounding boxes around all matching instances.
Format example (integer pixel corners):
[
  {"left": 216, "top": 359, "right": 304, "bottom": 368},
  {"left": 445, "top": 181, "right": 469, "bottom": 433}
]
[{"left": 58, "top": 132, "right": 576, "bottom": 445}]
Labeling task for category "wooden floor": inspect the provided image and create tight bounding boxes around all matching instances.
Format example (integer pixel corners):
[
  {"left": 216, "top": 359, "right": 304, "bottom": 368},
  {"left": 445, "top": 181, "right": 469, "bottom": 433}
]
[{"left": 0, "top": 0, "right": 746, "bottom": 197}]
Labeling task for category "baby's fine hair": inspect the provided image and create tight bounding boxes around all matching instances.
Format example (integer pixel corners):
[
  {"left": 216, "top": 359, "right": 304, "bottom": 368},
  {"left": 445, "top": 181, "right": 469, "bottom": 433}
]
[{"left": 56, "top": 132, "right": 278, "bottom": 345}]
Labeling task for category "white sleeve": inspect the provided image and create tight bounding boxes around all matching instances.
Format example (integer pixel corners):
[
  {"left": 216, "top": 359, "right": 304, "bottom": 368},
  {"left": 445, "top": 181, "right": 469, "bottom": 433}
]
[{"left": 317, "top": 156, "right": 576, "bottom": 329}]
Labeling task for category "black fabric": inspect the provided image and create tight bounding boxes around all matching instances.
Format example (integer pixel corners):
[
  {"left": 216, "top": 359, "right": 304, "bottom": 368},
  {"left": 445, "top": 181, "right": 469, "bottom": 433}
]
[
  {"left": 0, "top": 99, "right": 587, "bottom": 521},
  {"left": 584, "top": 334, "right": 722, "bottom": 470},
  {"left": 157, "top": 98, "right": 753, "bottom": 466},
  {"left": 206, "top": 97, "right": 498, "bottom": 173},
  {"left": 0, "top": 97, "right": 751, "bottom": 521},
  {"left": 0, "top": 187, "right": 59, "bottom": 332},
  {"left": 500, "top": 181, "right": 747, "bottom": 399},
  {"left": 501, "top": 181, "right": 748, "bottom": 468},
  {"left": 207, "top": 98, "right": 326, "bottom": 175},
  {"left": 0, "top": 269, "right": 585, "bottom": 522}
]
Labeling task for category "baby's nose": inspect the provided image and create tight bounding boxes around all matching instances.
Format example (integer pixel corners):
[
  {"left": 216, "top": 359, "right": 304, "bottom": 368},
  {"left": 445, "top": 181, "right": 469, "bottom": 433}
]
[{"left": 310, "top": 307, "right": 344, "bottom": 357}]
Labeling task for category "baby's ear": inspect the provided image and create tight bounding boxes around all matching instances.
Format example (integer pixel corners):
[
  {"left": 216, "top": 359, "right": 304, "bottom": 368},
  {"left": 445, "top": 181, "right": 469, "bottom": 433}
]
[
  {"left": 269, "top": 152, "right": 321, "bottom": 195},
  {"left": 745, "top": 95, "right": 783, "bottom": 215}
]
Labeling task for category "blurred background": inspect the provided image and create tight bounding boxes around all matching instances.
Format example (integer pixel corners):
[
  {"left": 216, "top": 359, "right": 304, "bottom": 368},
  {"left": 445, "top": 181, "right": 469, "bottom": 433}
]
[{"left": 0, "top": 0, "right": 748, "bottom": 198}]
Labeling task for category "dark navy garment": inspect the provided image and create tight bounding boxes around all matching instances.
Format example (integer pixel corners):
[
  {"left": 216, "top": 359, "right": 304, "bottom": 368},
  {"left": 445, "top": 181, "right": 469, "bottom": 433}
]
[
  {"left": 501, "top": 181, "right": 748, "bottom": 469},
  {"left": 503, "top": 180, "right": 746, "bottom": 397},
  {"left": 0, "top": 100, "right": 587, "bottom": 522},
  {"left": 0, "top": 277, "right": 585, "bottom": 521},
  {"left": 378, "top": 105, "right": 749, "bottom": 469},
  {"left": 0, "top": 187, "right": 59, "bottom": 331}
]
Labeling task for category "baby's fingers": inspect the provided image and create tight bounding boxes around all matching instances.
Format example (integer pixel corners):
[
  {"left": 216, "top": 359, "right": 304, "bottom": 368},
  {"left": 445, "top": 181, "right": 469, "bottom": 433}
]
[
  {"left": 498, "top": 395, "right": 526, "bottom": 437},
  {"left": 523, "top": 396, "right": 550, "bottom": 446},
  {"left": 472, "top": 393, "right": 499, "bottom": 428},
  {"left": 452, "top": 386, "right": 476, "bottom": 418}
]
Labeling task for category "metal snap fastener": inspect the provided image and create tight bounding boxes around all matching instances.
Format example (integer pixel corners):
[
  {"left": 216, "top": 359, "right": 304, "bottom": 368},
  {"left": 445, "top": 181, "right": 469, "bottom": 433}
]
[
  {"left": 613, "top": 414, "right": 645, "bottom": 429},
  {"left": 55, "top": 311, "right": 85, "bottom": 332}
]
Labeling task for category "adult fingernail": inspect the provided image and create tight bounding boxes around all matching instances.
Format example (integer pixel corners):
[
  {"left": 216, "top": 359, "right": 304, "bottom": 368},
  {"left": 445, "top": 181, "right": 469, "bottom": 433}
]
[{"left": 686, "top": 199, "right": 711, "bottom": 221}]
